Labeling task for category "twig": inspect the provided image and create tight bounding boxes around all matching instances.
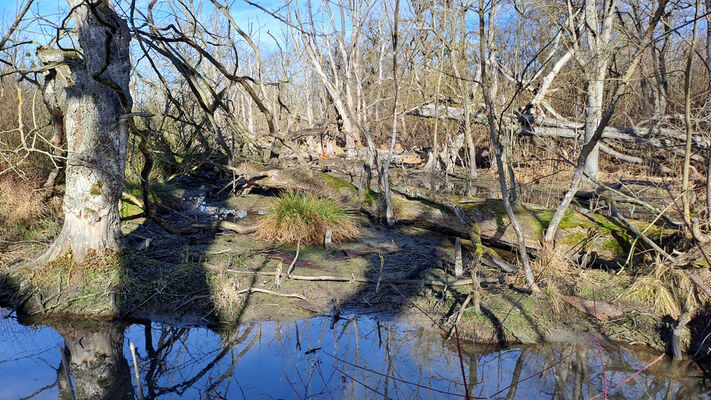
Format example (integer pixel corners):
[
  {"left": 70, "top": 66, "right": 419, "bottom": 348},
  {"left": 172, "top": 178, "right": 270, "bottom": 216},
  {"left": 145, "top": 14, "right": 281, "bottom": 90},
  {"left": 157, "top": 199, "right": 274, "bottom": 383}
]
[
  {"left": 446, "top": 293, "right": 473, "bottom": 340},
  {"left": 286, "top": 239, "right": 301, "bottom": 277},
  {"left": 235, "top": 287, "right": 305, "bottom": 300},
  {"left": 129, "top": 342, "right": 145, "bottom": 400},
  {"left": 217, "top": 266, "right": 498, "bottom": 286}
]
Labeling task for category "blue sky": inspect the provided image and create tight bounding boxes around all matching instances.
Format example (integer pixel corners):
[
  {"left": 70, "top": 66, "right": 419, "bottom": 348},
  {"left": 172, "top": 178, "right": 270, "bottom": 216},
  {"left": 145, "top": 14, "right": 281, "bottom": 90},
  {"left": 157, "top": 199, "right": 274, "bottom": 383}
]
[{"left": 0, "top": 0, "right": 290, "bottom": 48}]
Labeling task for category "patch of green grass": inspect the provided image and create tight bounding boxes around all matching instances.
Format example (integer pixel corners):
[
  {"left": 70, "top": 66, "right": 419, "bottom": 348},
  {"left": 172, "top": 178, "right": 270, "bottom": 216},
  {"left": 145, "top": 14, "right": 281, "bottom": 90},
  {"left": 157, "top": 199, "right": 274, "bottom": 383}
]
[
  {"left": 120, "top": 201, "right": 143, "bottom": 218},
  {"left": 255, "top": 190, "right": 359, "bottom": 245}
]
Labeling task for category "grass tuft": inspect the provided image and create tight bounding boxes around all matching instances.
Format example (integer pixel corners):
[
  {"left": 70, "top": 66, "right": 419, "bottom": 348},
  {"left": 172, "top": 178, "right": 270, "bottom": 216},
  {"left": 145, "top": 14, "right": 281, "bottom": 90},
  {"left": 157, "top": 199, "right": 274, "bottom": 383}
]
[
  {"left": 626, "top": 260, "right": 698, "bottom": 318},
  {"left": 254, "top": 190, "right": 359, "bottom": 245}
]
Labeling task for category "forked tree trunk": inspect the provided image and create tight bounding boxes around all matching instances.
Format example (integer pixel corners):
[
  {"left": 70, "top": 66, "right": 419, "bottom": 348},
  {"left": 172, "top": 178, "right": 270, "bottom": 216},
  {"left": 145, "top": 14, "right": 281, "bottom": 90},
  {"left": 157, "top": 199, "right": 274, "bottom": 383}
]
[{"left": 39, "top": 0, "right": 132, "bottom": 264}]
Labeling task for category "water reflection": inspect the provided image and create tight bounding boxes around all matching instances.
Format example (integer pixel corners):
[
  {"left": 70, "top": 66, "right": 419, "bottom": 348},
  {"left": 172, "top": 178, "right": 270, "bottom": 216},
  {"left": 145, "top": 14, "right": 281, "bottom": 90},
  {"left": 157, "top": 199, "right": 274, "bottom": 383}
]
[{"left": 0, "top": 309, "right": 709, "bottom": 399}]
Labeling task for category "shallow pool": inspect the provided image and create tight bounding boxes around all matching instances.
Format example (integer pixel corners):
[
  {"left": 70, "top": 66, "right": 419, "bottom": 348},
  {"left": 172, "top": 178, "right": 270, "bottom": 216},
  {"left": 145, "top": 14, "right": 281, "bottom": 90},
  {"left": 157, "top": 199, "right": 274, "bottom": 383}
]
[{"left": 0, "top": 309, "right": 708, "bottom": 399}]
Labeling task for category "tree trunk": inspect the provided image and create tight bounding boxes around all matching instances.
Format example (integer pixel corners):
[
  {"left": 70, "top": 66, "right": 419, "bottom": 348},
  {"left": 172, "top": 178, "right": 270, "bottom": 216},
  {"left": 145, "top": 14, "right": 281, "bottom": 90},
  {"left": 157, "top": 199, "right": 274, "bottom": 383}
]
[
  {"left": 682, "top": 0, "right": 701, "bottom": 228},
  {"left": 583, "top": 68, "right": 606, "bottom": 181},
  {"left": 707, "top": 0, "right": 711, "bottom": 108},
  {"left": 40, "top": 0, "right": 132, "bottom": 264}
]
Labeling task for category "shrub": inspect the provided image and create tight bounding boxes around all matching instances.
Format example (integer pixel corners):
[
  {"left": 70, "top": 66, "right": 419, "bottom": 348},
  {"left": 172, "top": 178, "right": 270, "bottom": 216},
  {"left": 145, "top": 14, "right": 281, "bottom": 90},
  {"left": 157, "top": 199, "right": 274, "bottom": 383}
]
[{"left": 254, "top": 190, "right": 359, "bottom": 245}]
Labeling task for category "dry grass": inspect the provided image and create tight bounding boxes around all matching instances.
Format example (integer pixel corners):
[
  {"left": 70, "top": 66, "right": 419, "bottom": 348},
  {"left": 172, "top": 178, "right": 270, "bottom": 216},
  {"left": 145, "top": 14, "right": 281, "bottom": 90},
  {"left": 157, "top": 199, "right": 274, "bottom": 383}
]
[
  {"left": 626, "top": 259, "right": 698, "bottom": 318},
  {"left": 254, "top": 190, "right": 359, "bottom": 245},
  {"left": 208, "top": 269, "right": 243, "bottom": 320},
  {"left": 0, "top": 176, "right": 61, "bottom": 241},
  {"left": 517, "top": 242, "right": 578, "bottom": 290}
]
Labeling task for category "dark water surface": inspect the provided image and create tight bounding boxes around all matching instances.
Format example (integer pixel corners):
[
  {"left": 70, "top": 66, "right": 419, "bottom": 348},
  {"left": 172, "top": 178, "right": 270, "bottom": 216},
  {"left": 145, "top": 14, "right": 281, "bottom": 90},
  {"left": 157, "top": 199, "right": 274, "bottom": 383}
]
[{"left": 0, "top": 309, "right": 709, "bottom": 399}]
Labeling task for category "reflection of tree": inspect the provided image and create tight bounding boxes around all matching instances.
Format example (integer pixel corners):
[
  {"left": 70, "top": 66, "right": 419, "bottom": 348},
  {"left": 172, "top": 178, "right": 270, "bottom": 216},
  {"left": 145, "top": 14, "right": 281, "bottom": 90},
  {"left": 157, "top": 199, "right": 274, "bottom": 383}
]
[
  {"left": 136, "top": 322, "right": 258, "bottom": 398},
  {"left": 22, "top": 317, "right": 705, "bottom": 399},
  {"left": 56, "top": 323, "right": 133, "bottom": 400}
]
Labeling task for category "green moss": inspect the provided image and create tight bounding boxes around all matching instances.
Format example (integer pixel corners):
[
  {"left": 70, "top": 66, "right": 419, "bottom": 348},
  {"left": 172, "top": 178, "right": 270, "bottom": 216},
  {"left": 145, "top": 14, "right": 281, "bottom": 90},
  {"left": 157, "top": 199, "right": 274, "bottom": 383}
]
[
  {"left": 601, "top": 237, "right": 627, "bottom": 255},
  {"left": 90, "top": 181, "right": 103, "bottom": 195},
  {"left": 362, "top": 189, "right": 380, "bottom": 206},
  {"left": 560, "top": 231, "right": 588, "bottom": 246},
  {"left": 322, "top": 174, "right": 357, "bottom": 192},
  {"left": 120, "top": 201, "right": 143, "bottom": 218}
]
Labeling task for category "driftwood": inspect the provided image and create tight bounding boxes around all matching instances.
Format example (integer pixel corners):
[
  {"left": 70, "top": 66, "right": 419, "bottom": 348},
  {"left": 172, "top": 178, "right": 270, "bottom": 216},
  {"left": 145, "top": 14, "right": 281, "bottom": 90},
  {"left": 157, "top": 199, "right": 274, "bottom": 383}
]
[
  {"left": 406, "top": 104, "right": 708, "bottom": 161},
  {"left": 258, "top": 248, "right": 336, "bottom": 272},
  {"left": 154, "top": 216, "right": 259, "bottom": 235},
  {"left": 327, "top": 243, "right": 402, "bottom": 261},
  {"left": 235, "top": 287, "right": 305, "bottom": 300}
]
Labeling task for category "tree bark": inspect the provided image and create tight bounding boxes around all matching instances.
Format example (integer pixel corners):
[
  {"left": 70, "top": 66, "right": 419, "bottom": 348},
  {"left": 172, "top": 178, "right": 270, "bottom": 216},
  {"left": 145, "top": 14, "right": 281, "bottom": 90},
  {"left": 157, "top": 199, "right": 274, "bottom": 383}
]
[
  {"left": 60, "top": 324, "right": 134, "bottom": 400},
  {"left": 38, "top": 0, "right": 132, "bottom": 264},
  {"left": 682, "top": 0, "right": 702, "bottom": 228}
]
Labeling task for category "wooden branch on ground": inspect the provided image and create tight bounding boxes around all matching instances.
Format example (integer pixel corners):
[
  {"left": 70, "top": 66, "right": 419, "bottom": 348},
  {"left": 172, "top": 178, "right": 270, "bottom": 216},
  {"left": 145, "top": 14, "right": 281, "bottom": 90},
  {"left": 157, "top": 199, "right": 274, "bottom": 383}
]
[
  {"left": 212, "top": 266, "right": 500, "bottom": 286},
  {"left": 235, "top": 287, "right": 305, "bottom": 300},
  {"left": 153, "top": 215, "right": 258, "bottom": 235},
  {"left": 406, "top": 104, "right": 709, "bottom": 158},
  {"left": 598, "top": 143, "right": 671, "bottom": 174}
]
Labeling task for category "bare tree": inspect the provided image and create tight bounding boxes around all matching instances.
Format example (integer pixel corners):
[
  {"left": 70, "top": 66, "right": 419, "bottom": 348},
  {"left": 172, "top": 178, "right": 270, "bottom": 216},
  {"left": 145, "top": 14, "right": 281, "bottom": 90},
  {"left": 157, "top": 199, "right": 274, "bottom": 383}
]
[
  {"left": 544, "top": 0, "right": 670, "bottom": 242},
  {"left": 27, "top": 0, "right": 133, "bottom": 264}
]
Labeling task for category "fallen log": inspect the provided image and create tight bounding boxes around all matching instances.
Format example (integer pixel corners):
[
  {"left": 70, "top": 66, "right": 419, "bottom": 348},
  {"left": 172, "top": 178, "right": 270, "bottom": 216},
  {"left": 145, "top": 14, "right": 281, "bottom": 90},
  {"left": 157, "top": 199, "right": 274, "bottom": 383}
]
[
  {"left": 388, "top": 182, "right": 675, "bottom": 265},
  {"left": 228, "top": 164, "right": 674, "bottom": 266},
  {"left": 406, "top": 104, "right": 708, "bottom": 159}
]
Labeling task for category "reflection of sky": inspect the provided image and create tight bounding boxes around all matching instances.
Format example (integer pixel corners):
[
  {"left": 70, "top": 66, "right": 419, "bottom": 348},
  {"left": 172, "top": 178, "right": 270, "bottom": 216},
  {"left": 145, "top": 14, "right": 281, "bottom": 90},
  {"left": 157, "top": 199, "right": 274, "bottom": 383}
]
[
  {"left": 1, "top": 311, "right": 709, "bottom": 399},
  {"left": 0, "top": 311, "right": 62, "bottom": 400}
]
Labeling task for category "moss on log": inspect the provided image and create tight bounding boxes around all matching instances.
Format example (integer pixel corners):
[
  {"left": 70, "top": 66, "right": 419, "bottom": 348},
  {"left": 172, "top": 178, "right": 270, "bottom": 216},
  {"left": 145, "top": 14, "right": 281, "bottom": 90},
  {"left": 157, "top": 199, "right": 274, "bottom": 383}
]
[{"left": 236, "top": 164, "right": 674, "bottom": 265}]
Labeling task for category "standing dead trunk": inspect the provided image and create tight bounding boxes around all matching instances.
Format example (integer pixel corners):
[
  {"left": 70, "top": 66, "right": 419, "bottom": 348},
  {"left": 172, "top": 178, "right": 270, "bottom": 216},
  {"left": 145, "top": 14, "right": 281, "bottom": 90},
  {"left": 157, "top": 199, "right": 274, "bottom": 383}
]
[
  {"left": 478, "top": 2, "right": 539, "bottom": 293},
  {"left": 381, "top": 0, "right": 400, "bottom": 226},
  {"left": 544, "top": 0, "right": 669, "bottom": 242},
  {"left": 706, "top": 0, "right": 711, "bottom": 109},
  {"left": 682, "top": 0, "right": 702, "bottom": 228},
  {"left": 36, "top": 0, "right": 132, "bottom": 264},
  {"left": 583, "top": 69, "right": 606, "bottom": 180},
  {"left": 706, "top": 0, "right": 711, "bottom": 223}
]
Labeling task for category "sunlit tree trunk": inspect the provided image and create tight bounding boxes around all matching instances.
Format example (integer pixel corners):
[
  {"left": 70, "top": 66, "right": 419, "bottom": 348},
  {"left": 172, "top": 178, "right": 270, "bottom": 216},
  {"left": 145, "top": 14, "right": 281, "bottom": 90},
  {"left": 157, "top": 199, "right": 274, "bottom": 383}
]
[{"left": 36, "top": 0, "right": 132, "bottom": 264}]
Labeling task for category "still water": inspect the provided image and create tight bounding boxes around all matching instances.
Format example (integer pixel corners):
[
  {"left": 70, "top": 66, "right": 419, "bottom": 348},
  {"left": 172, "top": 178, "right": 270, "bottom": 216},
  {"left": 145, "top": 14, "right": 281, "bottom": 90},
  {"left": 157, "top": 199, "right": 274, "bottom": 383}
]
[{"left": 0, "top": 308, "right": 708, "bottom": 399}]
